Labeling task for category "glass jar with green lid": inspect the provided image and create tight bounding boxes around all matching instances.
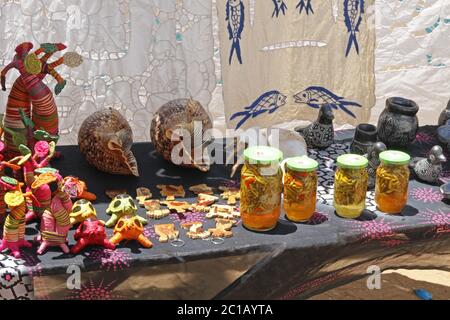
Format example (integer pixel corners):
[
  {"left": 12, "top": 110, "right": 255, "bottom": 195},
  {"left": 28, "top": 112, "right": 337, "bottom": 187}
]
[
  {"left": 334, "top": 154, "right": 368, "bottom": 218},
  {"left": 375, "top": 150, "right": 410, "bottom": 214},
  {"left": 283, "top": 156, "right": 318, "bottom": 222},
  {"left": 240, "top": 146, "right": 283, "bottom": 231}
]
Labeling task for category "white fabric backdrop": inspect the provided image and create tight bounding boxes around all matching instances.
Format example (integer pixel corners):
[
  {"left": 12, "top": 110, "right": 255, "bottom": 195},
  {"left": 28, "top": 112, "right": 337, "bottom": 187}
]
[
  {"left": 0, "top": 0, "right": 448, "bottom": 144},
  {"left": 0, "top": 0, "right": 216, "bottom": 144}
]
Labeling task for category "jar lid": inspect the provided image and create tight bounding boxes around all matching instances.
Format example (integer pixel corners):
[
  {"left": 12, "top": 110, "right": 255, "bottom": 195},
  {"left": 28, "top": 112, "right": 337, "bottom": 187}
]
[
  {"left": 244, "top": 146, "right": 283, "bottom": 165},
  {"left": 286, "top": 156, "right": 318, "bottom": 172},
  {"left": 336, "top": 154, "right": 368, "bottom": 169},
  {"left": 379, "top": 150, "right": 410, "bottom": 165}
]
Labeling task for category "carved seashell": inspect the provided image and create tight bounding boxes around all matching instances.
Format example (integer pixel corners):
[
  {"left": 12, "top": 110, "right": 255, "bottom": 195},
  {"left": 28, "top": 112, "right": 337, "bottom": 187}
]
[
  {"left": 150, "top": 99, "right": 212, "bottom": 172},
  {"left": 78, "top": 108, "right": 139, "bottom": 176}
]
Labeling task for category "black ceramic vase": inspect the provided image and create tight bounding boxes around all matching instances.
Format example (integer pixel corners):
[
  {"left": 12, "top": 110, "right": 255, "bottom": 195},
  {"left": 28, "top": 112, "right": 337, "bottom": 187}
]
[
  {"left": 350, "top": 124, "right": 378, "bottom": 155},
  {"left": 377, "top": 97, "right": 419, "bottom": 148},
  {"left": 438, "top": 100, "right": 450, "bottom": 126}
]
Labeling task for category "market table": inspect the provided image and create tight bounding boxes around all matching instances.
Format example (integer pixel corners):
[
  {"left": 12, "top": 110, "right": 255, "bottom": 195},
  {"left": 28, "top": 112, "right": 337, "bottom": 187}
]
[{"left": 0, "top": 126, "right": 449, "bottom": 300}]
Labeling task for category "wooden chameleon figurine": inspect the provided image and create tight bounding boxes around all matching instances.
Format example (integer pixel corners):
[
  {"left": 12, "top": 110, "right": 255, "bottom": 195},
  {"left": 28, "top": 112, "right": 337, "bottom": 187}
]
[
  {"left": 109, "top": 215, "right": 152, "bottom": 248},
  {"left": 36, "top": 173, "right": 76, "bottom": 255},
  {"left": 0, "top": 183, "right": 40, "bottom": 258},
  {"left": 70, "top": 199, "right": 115, "bottom": 254},
  {"left": 105, "top": 194, "right": 147, "bottom": 228}
]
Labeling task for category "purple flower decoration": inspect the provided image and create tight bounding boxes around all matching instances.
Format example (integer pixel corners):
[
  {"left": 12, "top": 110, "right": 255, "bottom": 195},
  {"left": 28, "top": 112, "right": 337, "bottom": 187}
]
[
  {"left": 65, "top": 278, "right": 122, "bottom": 300},
  {"left": 143, "top": 225, "right": 157, "bottom": 239},
  {"left": 418, "top": 209, "right": 450, "bottom": 236},
  {"left": 306, "top": 211, "right": 329, "bottom": 225},
  {"left": 169, "top": 211, "right": 206, "bottom": 224},
  {"left": 345, "top": 217, "right": 406, "bottom": 246},
  {"left": 86, "top": 248, "right": 131, "bottom": 272},
  {"left": 410, "top": 187, "right": 443, "bottom": 203},
  {"left": 415, "top": 132, "right": 435, "bottom": 145}
]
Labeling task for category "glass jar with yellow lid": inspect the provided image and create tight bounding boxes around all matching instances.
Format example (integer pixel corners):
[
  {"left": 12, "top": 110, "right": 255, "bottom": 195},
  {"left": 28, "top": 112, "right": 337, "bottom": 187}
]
[
  {"left": 375, "top": 150, "right": 410, "bottom": 214},
  {"left": 240, "top": 146, "right": 283, "bottom": 232},
  {"left": 333, "top": 154, "right": 368, "bottom": 219},
  {"left": 283, "top": 156, "right": 318, "bottom": 222}
]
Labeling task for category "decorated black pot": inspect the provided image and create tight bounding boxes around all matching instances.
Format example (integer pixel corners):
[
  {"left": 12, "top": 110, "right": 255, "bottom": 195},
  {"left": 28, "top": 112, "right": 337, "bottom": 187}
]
[
  {"left": 377, "top": 97, "right": 419, "bottom": 148},
  {"left": 350, "top": 124, "right": 378, "bottom": 155},
  {"left": 438, "top": 100, "right": 450, "bottom": 126}
]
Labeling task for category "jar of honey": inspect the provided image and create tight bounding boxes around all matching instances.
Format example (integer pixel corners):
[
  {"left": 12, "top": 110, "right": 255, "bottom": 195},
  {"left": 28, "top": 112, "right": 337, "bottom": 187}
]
[
  {"left": 283, "top": 156, "right": 318, "bottom": 222},
  {"left": 375, "top": 150, "right": 410, "bottom": 214},
  {"left": 240, "top": 146, "right": 283, "bottom": 232},
  {"left": 334, "top": 154, "right": 368, "bottom": 219}
]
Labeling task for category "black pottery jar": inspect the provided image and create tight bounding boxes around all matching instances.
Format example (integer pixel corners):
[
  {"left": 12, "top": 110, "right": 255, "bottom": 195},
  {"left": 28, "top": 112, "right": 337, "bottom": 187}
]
[
  {"left": 377, "top": 97, "right": 419, "bottom": 148},
  {"left": 350, "top": 124, "right": 378, "bottom": 155}
]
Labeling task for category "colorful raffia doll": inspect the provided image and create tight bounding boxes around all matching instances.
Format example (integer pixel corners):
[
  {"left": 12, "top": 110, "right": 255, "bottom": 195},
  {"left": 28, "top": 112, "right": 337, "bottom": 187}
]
[
  {"left": 0, "top": 42, "right": 82, "bottom": 158},
  {"left": 7, "top": 143, "right": 56, "bottom": 223},
  {"left": 0, "top": 182, "right": 40, "bottom": 258},
  {"left": 36, "top": 172, "right": 76, "bottom": 255}
]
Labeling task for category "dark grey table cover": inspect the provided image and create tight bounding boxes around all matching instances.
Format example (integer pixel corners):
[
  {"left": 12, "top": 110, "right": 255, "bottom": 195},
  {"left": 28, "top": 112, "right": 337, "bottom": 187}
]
[{"left": 0, "top": 126, "right": 449, "bottom": 300}]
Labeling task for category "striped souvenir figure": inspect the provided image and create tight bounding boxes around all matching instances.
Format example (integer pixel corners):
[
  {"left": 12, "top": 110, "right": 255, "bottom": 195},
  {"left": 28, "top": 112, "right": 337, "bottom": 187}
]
[{"left": 1, "top": 42, "right": 82, "bottom": 158}]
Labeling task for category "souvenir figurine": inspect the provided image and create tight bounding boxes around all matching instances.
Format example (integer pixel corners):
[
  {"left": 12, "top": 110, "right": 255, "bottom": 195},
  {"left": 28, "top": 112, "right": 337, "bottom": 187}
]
[
  {"left": 440, "top": 183, "right": 450, "bottom": 200},
  {"left": 36, "top": 174, "right": 75, "bottom": 255},
  {"left": 438, "top": 100, "right": 450, "bottom": 126},
  {"left": 350, "top": 124, "right": 378, "bottom": 155},
  {"left": 365, "top": 142, "right": 387, "bottom": 189},
  {"left": 70, "top": 200, "right": 115, "bottom": 254},
  {"left": 109, "top": 215, "right": 153, "bottom": 248},
  {"left": 1, "top": 42, "right": 82, "bottom": 158},
  {"left": 410, "top": 145, "right": 447, "bottom": 183},
  {"left": 437, "top": 120, "right": 450, "bottom": 152},
  {"left": 63, "top": 176, "right": 96, "bottom": 202},
  {"left": 0, "top": 185, "right": 40, "bottom": 258},
  {"left": 150, "top": 98, "right": 212, "bottom": 172},
  {"left": 70, "top": 199, "right": 97, "bottom": 225},
  {"left": 105, "top": 194, "right": 147, "bottom": 228},
  {"left": 295, "top": 104, "right": 335, "bottom": 149},
  {"left": 377, "top": 97, "right": 419, "bottom": 148},
  {"left": 78, "top": 108, "right": 139, "bottom": 176}
]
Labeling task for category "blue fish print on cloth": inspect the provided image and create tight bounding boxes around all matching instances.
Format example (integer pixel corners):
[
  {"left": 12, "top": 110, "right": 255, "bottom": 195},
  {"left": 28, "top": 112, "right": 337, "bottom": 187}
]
[
  {"left": 296, "top": 0, "right": 314, "bottom": 15},
  {"left": 293, "top": 86, "right": 361, "bottom": 118},
  {"left": 272, "top": 0, "right": 288, "bottom": 18},
  {"left": 344, "top": 0, "right": 365, "bottom": 57},
  {"left": 230, "top": 90, "right": 287, "bottom": 129},
  {"left": 226, "top": 0, "right": 245, "bottom": 65}
]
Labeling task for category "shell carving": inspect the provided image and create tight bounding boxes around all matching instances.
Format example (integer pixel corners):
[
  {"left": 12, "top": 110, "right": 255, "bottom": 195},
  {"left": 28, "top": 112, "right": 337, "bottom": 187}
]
[
  {"left": 150, "top": 99, "right": 212, "bottom": 172},
  {"left": 78, "top": 108, "right": 139, "bottom": 176}
]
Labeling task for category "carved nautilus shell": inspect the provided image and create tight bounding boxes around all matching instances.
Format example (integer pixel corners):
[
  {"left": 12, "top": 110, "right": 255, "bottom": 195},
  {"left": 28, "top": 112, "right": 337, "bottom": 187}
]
[
  {"left": 150, "top": 99, "right": 212, "bottom": 172},
  {"left": 78, "top": 108, "right": 139, "bottom": 176}
]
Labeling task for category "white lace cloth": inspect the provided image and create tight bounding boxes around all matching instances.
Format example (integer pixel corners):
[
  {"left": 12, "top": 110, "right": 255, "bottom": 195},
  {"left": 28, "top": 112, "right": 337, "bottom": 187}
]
[{"left": 0, "top": 0, "right": 448, "bottom": 145}]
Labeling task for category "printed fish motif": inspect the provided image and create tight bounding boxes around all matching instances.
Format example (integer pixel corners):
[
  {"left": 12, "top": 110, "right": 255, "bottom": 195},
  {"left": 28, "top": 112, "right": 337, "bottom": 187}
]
[
  {"left": 296, "top": 0, "right": 314, "bottom": 15},
  {"left": 272, "top": 0, "right": 288, "bottom": 18},
  {"left": 344, "top": 0, "right": 365, "bottom": 57},
  {"left": 293, "top": 86, "right": 361, "bottom": 118},
  {"left": 230, "top": 90, "right": 287, "bottom": 129},
  {"left": 226, "top": 0, "right": 245, "bottom": 65}
]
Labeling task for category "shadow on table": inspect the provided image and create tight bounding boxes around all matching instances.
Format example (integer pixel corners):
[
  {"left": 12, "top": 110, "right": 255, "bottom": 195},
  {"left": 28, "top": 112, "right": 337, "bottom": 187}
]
[
  {"left": 252, "top": 220, "right": 298, "bottom": 236},
  {"left": 400, "top": 205, "right": 419, "bottom": 217}
]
